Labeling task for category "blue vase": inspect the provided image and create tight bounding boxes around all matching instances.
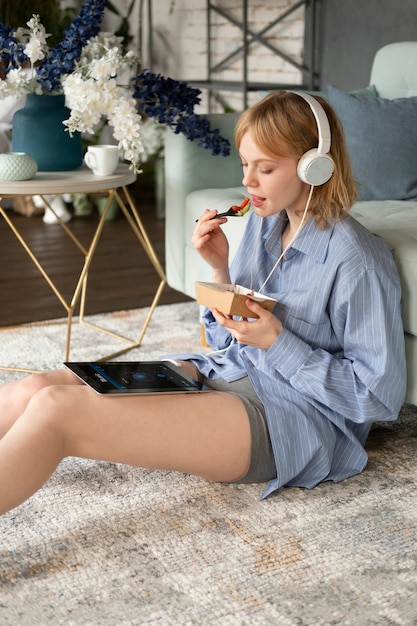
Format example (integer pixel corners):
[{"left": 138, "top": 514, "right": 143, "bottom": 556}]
[{"left": 12, "top": 94, "right": 83, "bottom": 171}]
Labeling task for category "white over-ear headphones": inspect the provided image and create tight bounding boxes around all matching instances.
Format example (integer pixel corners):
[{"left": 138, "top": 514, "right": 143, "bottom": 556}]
[{"left": 290, "top": 91, "right": 335, "bottom": 186}]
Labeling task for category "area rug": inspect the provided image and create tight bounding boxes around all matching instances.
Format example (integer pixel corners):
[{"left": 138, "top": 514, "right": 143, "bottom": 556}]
[{"left": 0, "top": 303, "right": 417, "bottom": 626}]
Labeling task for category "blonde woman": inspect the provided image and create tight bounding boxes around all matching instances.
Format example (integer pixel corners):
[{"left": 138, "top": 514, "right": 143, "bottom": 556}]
[{"left": 0, "top": 92, "right": 406, "bottom": 514}]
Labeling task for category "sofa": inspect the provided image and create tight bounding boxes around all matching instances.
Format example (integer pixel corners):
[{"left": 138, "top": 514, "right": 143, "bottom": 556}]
[{"left": 164, "top": 42, "right": 417, "bottom": 405}]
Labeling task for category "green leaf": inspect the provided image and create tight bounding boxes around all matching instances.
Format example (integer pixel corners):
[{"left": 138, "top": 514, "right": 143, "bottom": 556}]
[{"left": 105, "top": 0, "right": 121, "bottom": 17}]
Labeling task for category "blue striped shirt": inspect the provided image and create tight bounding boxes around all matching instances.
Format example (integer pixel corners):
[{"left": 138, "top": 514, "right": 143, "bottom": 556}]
[{"left": 183, "top": 211, "right": 406, "bottom": 498}]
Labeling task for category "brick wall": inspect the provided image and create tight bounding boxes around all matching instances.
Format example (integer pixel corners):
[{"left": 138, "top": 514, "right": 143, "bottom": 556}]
[{"left": 145, "top": 0, "right": 305, "bottom": 112}]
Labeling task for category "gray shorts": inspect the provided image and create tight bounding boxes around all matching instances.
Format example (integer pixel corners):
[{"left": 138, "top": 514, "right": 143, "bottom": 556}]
[{"left": 199, "top": 374, "right": 277, "bottom": 484}]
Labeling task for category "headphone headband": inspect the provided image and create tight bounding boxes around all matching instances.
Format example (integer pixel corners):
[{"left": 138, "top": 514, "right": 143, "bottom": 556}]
[
  {"left": 288, "top": 91, "right": 334, "bottom": 186},
  {"left": 291, "top": 91, "right": 332, "bottom": 154}
]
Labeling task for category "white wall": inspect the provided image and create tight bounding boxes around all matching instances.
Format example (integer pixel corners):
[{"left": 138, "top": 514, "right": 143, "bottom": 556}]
[{"left": 141, "top": 0, "right": 305, "bottom": 112}]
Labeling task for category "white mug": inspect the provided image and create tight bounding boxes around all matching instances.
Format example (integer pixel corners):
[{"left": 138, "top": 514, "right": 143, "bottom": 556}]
[{"left": 84, "top": 145, "right": 120, "bottom": 176}]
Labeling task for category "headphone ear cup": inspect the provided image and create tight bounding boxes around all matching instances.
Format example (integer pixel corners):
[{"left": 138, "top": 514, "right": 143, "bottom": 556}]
[{"left": 297, "top": 148, "right": 335, "bottom": 186}]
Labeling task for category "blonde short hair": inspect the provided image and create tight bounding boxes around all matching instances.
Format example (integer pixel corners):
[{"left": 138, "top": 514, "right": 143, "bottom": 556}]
[{"left": 235, "top": 91, "right": 357, "bottom": 228}]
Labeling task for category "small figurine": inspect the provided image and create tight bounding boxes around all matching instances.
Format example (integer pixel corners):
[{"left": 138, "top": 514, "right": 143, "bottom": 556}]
[{"left": 213, "top": 196, "right": 251, "bottom": 218}]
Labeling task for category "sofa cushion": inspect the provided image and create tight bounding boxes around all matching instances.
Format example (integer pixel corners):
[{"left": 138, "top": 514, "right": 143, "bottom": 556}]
[
  {"left": 328, "top": 85, "right": 417, "bottom": 202},
  {"left": 345, "top": 85, "right": 378, "bottom": 98},
  {"left": 351, "top": 200, "right": 417, "bottom": 337}
]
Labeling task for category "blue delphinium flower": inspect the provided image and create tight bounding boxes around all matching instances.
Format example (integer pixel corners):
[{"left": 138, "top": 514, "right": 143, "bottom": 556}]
[
  {"left": 132, "top": 69, "right": 231, "bottom": 157},
  {"left": 36, "top": 0, "right": 106, "bottom": 93},
  {"left": 0, "top": 0, "right": 105, "bottom": 93},
  {"left": 0, "top": 23, "right": 27, "bottom": 71}
]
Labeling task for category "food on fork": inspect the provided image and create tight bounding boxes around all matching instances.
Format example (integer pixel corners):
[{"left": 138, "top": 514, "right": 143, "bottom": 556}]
[{"left": 212, "top": 196, "right": 251, "bottom": 218}]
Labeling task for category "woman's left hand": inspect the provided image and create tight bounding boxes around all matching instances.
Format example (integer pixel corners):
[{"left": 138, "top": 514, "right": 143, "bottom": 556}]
[{"left": 212, "top": 299, "right": 282, "bottom": 350}]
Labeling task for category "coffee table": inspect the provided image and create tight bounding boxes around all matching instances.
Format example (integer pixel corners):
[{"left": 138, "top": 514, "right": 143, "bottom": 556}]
[{"left": 0, "top": 164, "right": 166, "bottom": 371}]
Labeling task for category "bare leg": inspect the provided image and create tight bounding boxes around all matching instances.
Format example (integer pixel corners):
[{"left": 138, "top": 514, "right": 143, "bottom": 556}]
[
  {"left": 0, "top": 369, "right": 82, "bottom": 438},
  {"left": 0, "top": 361, "right": 199, "bottom": 438},
  {"left": 0, "top": 368, "right": 251, "bottom": 515}
]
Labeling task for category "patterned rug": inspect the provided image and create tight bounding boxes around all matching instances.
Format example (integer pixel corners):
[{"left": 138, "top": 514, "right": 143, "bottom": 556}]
[{"left": 1, "top": 303, "right": 416, "bottom": 625}]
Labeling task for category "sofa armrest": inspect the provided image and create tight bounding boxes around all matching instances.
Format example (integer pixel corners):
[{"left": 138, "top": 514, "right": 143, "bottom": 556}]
[
  {"left": 164, "top": 112, "right": 242, "bottom": 293},
  {"left": 370, "top": 42, "right": 417, "bottom": 98}
]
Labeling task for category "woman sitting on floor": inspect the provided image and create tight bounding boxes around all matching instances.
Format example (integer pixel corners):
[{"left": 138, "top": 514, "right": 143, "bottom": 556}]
[{"left": 0, "top": 91, "right": 406, "bottom": 514}]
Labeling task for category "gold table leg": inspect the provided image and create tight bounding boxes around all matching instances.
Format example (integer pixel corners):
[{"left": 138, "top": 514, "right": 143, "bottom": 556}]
[
  {"left": 0, "top": 187, "right": 166, "bottom": 371},
  {"left": 78, "top": 186, "right": 167, "bottom": 360}
]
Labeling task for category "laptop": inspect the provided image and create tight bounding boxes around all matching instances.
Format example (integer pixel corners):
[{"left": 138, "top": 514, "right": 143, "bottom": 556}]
[{"left": 64, "top": 360, "right": 205, "bottom": 396}]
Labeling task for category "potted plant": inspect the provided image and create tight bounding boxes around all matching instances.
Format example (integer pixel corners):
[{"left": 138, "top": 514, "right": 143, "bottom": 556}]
[{"left": 0, "top": 0, "right": 231, "bottom": 222}]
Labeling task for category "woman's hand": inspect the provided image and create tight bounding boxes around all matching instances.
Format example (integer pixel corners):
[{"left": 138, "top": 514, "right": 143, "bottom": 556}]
[
  {"left": 212, "top": 299, "right": 283, "bottom": 350},
  {"left": 192, "top": 209, "right": 229, "bottom": 273}
]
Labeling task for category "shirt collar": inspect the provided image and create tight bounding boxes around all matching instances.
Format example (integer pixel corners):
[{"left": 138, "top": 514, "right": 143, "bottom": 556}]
[{"left": 264, "top": 211, "right": 334, "bottom": 265}]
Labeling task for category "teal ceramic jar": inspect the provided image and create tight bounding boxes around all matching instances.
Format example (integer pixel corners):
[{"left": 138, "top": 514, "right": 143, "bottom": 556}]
[{"left": 11, "top": 94, "right": 83, "bottom": 171}]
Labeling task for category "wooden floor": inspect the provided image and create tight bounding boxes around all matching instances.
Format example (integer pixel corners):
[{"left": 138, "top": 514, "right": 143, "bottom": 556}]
[{"left": 0, "top": 178, "right": 191, "bottom": 327}]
